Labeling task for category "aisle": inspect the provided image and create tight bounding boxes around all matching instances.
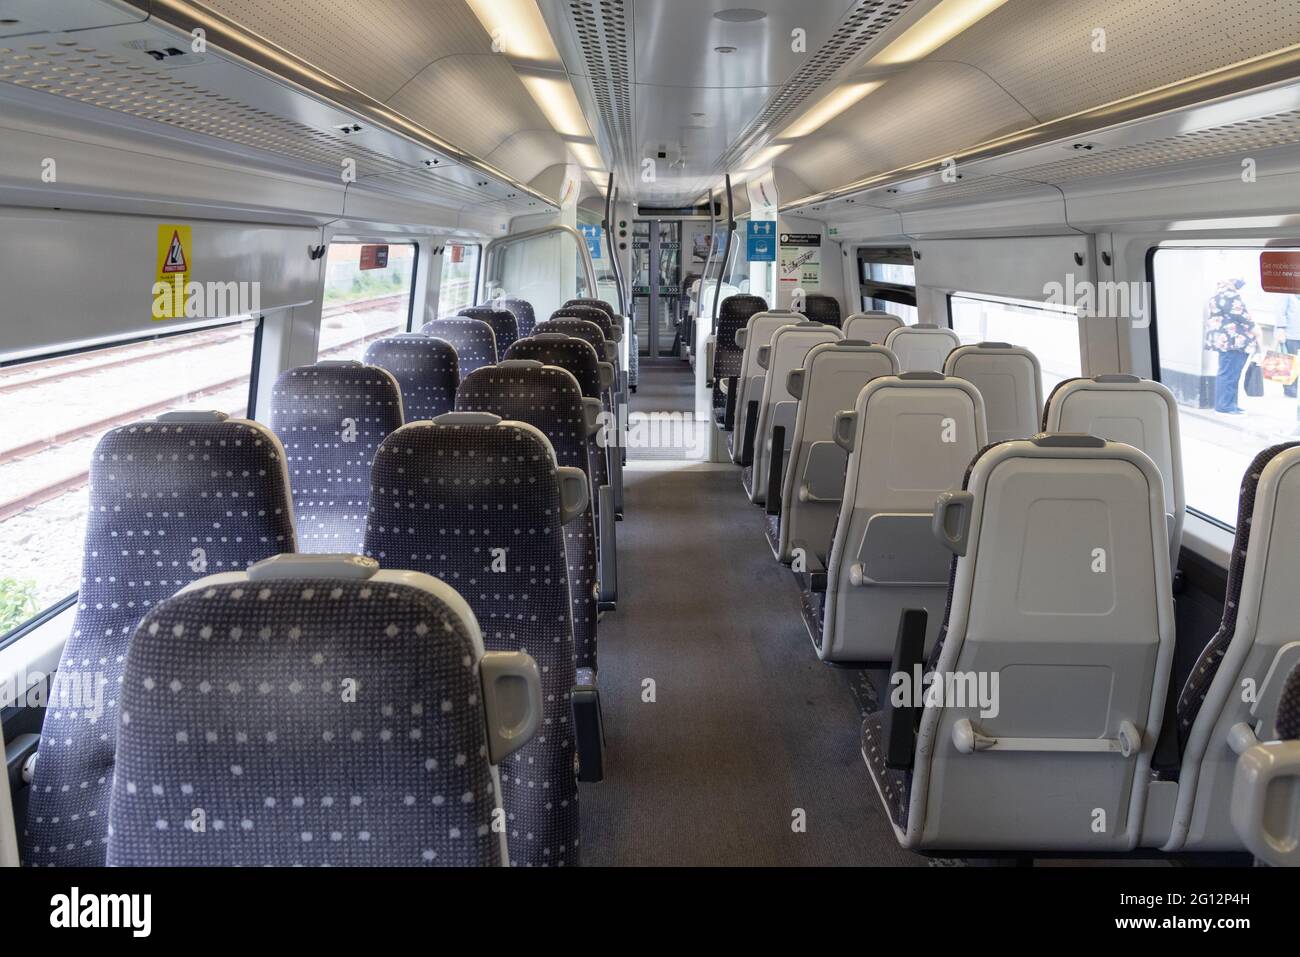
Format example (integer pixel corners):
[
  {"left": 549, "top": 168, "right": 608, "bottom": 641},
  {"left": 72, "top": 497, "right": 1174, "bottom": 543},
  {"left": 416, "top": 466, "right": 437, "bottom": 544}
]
[{"left": 579, "top": 463, "right": 924, "bottom": 866}]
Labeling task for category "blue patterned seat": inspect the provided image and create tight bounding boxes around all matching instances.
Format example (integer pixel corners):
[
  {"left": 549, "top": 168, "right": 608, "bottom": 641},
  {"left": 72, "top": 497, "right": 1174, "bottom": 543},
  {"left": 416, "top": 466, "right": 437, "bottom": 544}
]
[
  {"left": 364, "top": 416, "right": 591, "bottom": 865},
  {"left": 456, "top": 362, "right": 600, "bottom": 669},
  {"left": 269, "top": 361, "right": 404, "bottom": 554},
  {"left": 420, "top": 317, "right": 498, "bottom": 375},
  {"left": 363, "top": 334, "right": 459, "bottom": 421},
  {"left": 804, "top": 293, "right": 842, "bottom": 328},
  {"left": 554, "top": 303, "right": 614, "bottom": 343},
  {"left": 494, "top": 297, "right": 536, "bottom": 337},
  {"left": 21, "top": 412, "right": 296, "bottom": 867},
  {"left": 711, "top": 295, "right": 766, "bottom": 425},
  {"left": 459, "top": 306, "right": 520, "bottom": 355},
  {"left": 106, "top": 553, "right": 540, "bottom": 866}
]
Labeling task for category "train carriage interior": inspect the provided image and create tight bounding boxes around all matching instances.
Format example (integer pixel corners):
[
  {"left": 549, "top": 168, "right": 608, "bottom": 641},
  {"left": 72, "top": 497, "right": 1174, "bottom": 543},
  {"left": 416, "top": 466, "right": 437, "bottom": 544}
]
[{"left": 2, "top": 0, "right": 1300, "bottom": 908}]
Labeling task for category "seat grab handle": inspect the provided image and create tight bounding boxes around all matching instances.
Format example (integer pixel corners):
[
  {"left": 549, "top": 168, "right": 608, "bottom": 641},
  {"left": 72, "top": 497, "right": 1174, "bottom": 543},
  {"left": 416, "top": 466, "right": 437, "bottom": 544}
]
[{"left": 932, "top": 491, "right": 974, "bottom": 556}]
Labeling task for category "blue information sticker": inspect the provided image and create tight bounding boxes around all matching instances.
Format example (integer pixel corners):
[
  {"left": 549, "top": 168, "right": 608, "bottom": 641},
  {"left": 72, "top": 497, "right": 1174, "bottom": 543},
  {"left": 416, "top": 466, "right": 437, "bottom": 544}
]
[
  {"left": 747, "top": 220, "right": 776, "bottom": 262},
  {"left": 579, "top": 223, "right": 603, "bottom": 260}
]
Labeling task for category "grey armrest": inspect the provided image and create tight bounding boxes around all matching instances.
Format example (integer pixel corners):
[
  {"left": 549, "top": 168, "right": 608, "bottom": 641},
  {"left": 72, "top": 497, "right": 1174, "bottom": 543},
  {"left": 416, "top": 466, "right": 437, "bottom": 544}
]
[
  {"left": 598, "top": 484, "right": 618, "bottom": 603},
  {"left": 572, "top": 668, "right": 605, "bottom": 783}
]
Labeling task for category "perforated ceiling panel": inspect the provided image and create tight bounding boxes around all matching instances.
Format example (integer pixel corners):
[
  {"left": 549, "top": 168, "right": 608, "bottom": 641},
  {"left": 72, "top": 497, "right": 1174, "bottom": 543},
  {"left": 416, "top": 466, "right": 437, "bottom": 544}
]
[
  {"left": 780, "top": 60, "right": 1033, "bottom": 199},
  {"left": 941, "top": 0, "right": 1300, "bottom": 126},
  {"left": 0, "top": 38, "right": 409, "bottom": 177},
  {"left": 714, "top": 0, "right": 920, "bottom": 173},
  {"left": 202, "top": 0, "right": 567, "bottom": 188},
  {"left": 1017, "top": 109, "right": 1300, "bottom": 184},
  {"left": 566, "top": 0, "right": 633, "bottom": 181}
]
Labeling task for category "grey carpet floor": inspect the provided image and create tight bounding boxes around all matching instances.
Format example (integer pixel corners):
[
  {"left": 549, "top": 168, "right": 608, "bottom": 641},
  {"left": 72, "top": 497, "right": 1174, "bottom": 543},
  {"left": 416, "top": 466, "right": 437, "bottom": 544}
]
[
  {"left": 631, "top": 357, "right": 696, "bottom": 414},
  {"left": 580, "top": 465, "right": 926, "bottom": 866}
]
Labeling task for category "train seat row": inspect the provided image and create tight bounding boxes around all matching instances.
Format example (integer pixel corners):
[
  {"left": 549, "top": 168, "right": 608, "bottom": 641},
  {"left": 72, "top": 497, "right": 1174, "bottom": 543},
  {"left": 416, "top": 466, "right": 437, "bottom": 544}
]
[
  {"left": 707, "top": 291, "right": 1297, "bottom": 859},
  {"left": 20, "top": 294, "right": 630, "bottom": 867}
]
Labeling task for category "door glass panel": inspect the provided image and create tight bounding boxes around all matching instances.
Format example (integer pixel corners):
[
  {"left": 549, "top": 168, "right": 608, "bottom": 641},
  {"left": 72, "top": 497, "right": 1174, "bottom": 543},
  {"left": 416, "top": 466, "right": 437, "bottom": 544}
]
[{"left": 485, "top": 230, "right": 591, "bottom": 322}]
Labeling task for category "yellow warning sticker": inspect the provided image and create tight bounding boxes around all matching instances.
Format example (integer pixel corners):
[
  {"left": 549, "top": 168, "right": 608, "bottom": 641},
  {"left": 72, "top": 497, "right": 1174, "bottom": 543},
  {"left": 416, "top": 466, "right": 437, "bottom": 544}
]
[{"left": 153, "top": 224, "right": 192, "bottom": 320}]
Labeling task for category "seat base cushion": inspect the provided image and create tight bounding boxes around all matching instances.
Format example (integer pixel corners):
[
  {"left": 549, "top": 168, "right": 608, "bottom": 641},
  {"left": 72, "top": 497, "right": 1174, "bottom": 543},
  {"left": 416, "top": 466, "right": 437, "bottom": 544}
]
[
  {"left": 763, "top": 514, "right": 781, "bottom": 559},
  {"left": 799, "top": 585, "right": 825, "bottom": 654}
]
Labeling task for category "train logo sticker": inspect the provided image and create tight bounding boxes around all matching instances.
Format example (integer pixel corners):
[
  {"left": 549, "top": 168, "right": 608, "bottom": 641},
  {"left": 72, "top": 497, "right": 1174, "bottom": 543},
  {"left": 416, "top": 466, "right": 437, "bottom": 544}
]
[{"left": 153, "top": 224, "right": 192, "bottom": 320}]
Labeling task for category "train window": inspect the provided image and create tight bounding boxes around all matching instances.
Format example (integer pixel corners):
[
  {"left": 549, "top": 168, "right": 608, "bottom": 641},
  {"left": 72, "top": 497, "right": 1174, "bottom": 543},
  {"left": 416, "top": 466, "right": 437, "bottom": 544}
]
[
  {"left": 858, "top": 246, "right": 918, "bottom": 322},
  {"left": 1151, "top": 246, "right": 1300, "bottom": 528},
  {"left": 317, "top": 242, "right": 418, "bottom": 360},
  {"left": 437, "top": 243, "right": 481, "bottom": 317},
  {"left": 949, "top": 291, "right": 1081, "bottom": 392},
  {"left": 0, "top": 319, "right": 261, "bottom": 647}
]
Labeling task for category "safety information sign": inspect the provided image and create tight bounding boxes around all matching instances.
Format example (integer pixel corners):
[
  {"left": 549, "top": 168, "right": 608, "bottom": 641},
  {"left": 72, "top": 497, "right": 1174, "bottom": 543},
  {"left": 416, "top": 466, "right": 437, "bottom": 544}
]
[
  {"left": 360, "top": 244, "right": 389, "bottom": 270},
  {"left": 154, "top": 224, "right": 192, "bottom": 321},
  {"left": 780, "top": 232, "right": 821, "bottom": 288}
]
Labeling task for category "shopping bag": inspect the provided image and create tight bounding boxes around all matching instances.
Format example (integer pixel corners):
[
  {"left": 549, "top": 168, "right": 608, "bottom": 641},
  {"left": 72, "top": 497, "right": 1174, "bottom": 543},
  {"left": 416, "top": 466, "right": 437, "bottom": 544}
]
[
  {"left": 1244, "top": 360, "right": 1265, "bottom": 397},
  {"left": 1261, "top": 350, "right": 1300, "bottom": 385}
]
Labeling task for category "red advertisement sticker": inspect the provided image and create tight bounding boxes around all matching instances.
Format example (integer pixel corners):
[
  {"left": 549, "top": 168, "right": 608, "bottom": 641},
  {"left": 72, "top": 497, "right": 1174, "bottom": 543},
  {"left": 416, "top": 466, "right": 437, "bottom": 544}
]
[
  {"left": 359, "top": 244, "right": 390, "bottom": 270},
  {"left": 1260, "top": 250, "right": 1300, "bottom": 294}
]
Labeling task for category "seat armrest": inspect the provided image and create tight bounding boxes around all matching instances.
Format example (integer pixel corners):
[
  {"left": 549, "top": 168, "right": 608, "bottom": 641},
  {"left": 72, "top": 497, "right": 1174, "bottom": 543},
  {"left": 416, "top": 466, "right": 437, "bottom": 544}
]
[
  {"left": 739, "top": 400, "right": 760, "bottom": 466},
  {"left": 799, "top": 550, "right": 827, "bottom": 593},
  {"left": 1232, "top": 740, "right": 1300, "bottom": 866},
  {"left": 885, "top": 609, "right": 929, "bottom": 770},
  {"left": 597, "top": 484, "right": 617, "bottom": 603},
  {"left": 765, "top": 425, "right": 787, "bottom": 517},
  {"left": 723, "top": 377, "right": 739, "bottom": 430},
  {"left": 572, "top": 668, "right": 605, "bottom": 783}
]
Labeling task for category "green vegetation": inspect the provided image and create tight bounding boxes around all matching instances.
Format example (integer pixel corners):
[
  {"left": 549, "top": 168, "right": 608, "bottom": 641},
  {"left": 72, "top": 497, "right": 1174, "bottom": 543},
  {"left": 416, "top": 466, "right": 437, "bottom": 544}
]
[
  {"left": 323, "top": 268, "right": 410, "bottom": 305},
  {"left": 0, "top": 576, "right": 39, "bottom": 636}
]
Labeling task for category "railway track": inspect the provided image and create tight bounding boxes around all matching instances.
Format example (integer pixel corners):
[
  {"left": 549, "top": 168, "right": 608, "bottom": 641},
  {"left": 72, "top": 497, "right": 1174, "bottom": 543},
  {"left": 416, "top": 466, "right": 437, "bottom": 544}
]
[{"left": 0, "top": 296, "right": 410, "bottom": 522}]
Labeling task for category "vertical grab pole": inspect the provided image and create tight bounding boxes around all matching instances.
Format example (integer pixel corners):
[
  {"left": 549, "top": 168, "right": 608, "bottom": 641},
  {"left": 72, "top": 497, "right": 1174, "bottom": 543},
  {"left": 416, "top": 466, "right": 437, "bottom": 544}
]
[
  {"left": 604, "top": 173, "right": 627, "bottom": 315},
  {"left": 711, "top": 174, "right": 735, "bottom": 327}
]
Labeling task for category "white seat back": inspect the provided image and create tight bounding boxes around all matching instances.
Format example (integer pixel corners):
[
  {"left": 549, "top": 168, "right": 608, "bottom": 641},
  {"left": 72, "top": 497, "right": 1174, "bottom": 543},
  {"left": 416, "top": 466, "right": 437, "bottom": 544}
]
[
  {"left": 731, "top": 310, "right": 802, "bottom": 462},
  {"left": 1043, "top": 374, "right": 1183, "bottom": 569},
  {"left": 843, "top": 312, "right": 904, "bottom": 344},
  {"left": 898, "top": 436, "right": 1175, "bottom": 851},
  {"left": 884, "top": 324, "right": 961, "bottom": 372},
  {"left": 748, "top": 322, "right": 842, "bottom": 504},
  {"left": 944, "top": 342, "right": 1043, "bottom": 445},
  {"left": 818, "top": 374, "right": 986, "bottom": 662},
  {"left": 775, "top": 341, "right": 898, "bottom": 563}
]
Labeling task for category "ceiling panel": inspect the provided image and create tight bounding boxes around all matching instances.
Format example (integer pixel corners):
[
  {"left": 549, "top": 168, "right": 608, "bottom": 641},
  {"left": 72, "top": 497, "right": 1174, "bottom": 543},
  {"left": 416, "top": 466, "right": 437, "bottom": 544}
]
[
  {"left": 204, "top": 0, "right": 487, "bottom": 101},
  {"left": 203, "top": 0, "right": 567, "bottom": 186},
  {"left": 780, "top": 60, "right": 1033, "bottom": 193},
  {"left": 942, "top": 0, "right": 1300, "bottom": 125}
]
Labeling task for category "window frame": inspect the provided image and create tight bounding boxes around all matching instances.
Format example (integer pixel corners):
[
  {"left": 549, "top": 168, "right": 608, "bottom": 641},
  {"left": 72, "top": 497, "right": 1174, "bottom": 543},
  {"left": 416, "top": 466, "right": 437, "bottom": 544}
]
[
  {"left": 438, "top": 241, "right": 481, "bottom": 318},
  {"left": 0, "top": 315, "right": 264, "bottom": 648},
  {"left": 1143, "top": 242, "right": 1300, "bottom": 534},
  {"left": 857, "top": 245, "right": 917, "bottom": 316}
]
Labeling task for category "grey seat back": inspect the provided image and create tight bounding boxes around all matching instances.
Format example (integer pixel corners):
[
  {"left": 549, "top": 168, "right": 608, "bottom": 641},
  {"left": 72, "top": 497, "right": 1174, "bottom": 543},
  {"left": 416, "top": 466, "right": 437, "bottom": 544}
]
[
  {"left": 944, "top": 343, "right": 1044, "bottom": 445},
  {"left": 456, "top": 362, "right": 601, "bottom": 670},
  {"left": 363, "top": 333, "right": 459, "bottom": 422},
  {"left": 494, "top": 297, "right": 536, "bottom": 337},
  {"left": 459, "top": 306, "right": 520, "bottom": 355},
  {"left": 775, "top": 342, "right": 898, "bottom": 564},
  {"left": 843, "top": 312, "right": 905, "bottom": 344},
  {"left": 269, "top": 361, "right": 404, "bottom": 554},
  {"left": 364, "top": 416, "right": 588, "bottom": 867},
  {"left": 748, "top": 322, "right": 842, "bottom": 505},
  {"left": 1165, "top": 443, "right": 1300, "bottom": 851},
  {"left": 21, "top": 412, "right": 296, "bottom": 866},
  {"left": 106, "top": 554, "right": 540, "bottom": 867},
  {"left": 730, "top": 309, "right": 801, "bottom": 460},
  {"left": 817, "top": 375, "right": 986, "bottom": 662},
  {"left": 883, "top": 436, "right": 1175, "bottom": 851},
  {"left": 420, "top": 317, "right": 498, "bottom": 375},
  {"left": 1043, "top": 375, "right": 1183, "bottom": 569},
  {"left": 884, "top": 324, "right": 961, "bottom": 373}
]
